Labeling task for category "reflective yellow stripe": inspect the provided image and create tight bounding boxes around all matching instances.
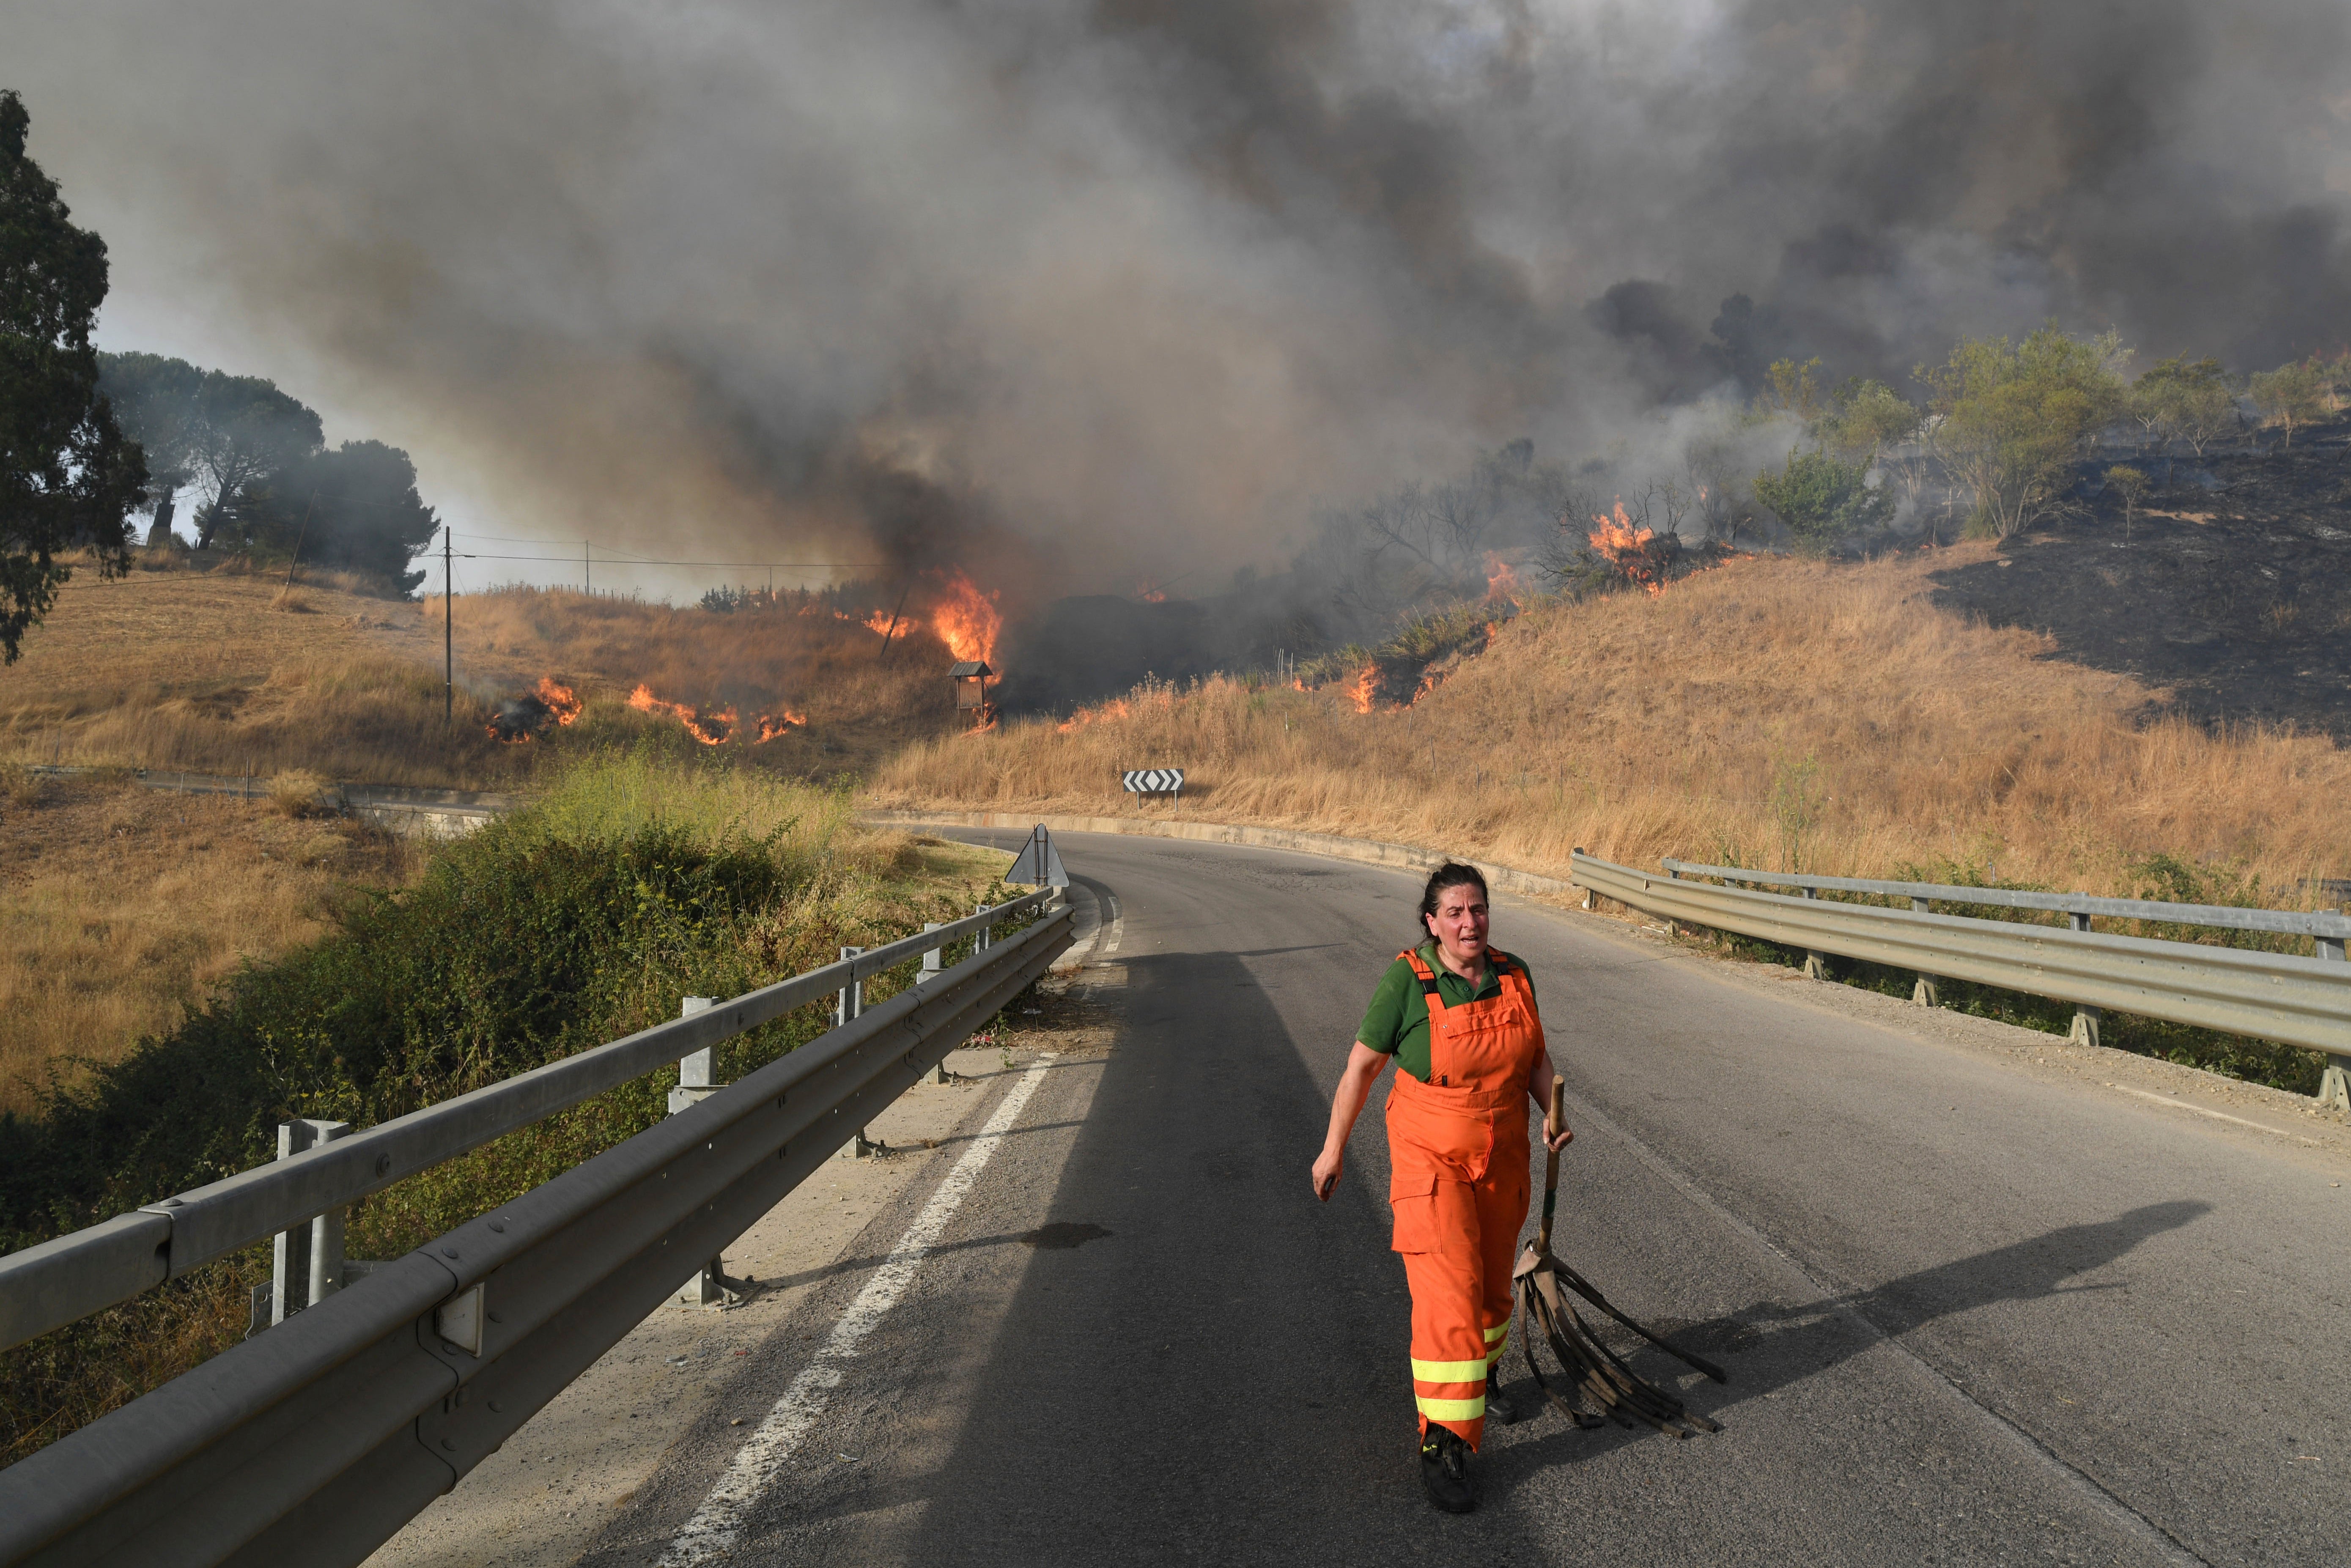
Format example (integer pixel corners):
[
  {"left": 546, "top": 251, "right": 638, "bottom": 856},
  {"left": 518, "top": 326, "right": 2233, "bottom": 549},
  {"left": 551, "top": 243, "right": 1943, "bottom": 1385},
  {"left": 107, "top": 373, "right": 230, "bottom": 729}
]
[
  {"left": 1484, "top": 1324, "right": 1509, "bottom": 1343},
  {"left": 1411, "top": 1357, "right": 1490, "bottom": 1382},
  {"left": 1416, "top": 1395, "right": 1487, "bottom": 1420}
]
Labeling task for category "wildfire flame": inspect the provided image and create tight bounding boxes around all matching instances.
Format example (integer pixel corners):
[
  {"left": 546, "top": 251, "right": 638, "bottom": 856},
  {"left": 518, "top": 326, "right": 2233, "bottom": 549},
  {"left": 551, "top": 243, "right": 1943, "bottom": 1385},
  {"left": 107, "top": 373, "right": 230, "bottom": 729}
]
[
  {"left": 753, "top": 709, "right": 808, "bottom": 743},
  {"left": 863, "top": 610, "right": 897, "bottom": 636},
  {"left": 628, "top": 684, "right": 736, "bottom": 745},
  {"left": 1344, "top": 663, "right": 1378, "bottom": 714},
  {"left": 535, "top": 677, "right": 582, "bottom": 725},
  {"left": 1588, "top": 500, "right": 1668, "bottom": 597},
  {"left": 1135, "top": 582, "right": 1168, "bottom": 603},
  {"left": 929, "top": 570, "right": 1002, "bottom": 665},
  {"left": 1056, "top": 696, "right": 1135, "bottom": 734},
  {"left": 1483, "top": 552, "right": 1523, "bottom": 606}
]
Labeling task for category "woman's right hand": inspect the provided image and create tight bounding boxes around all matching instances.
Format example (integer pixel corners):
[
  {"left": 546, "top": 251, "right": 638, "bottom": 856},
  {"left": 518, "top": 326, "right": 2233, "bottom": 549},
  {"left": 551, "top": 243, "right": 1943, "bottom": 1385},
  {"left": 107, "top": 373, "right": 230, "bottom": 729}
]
[{"left": 1311, "top": 1146, "right": 1344, "bottom": 1202}]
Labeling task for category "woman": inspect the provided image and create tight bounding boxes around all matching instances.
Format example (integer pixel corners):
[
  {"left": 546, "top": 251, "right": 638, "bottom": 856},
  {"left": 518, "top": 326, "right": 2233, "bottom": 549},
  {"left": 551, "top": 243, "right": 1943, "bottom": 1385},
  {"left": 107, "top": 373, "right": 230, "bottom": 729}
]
[{"left": 1311, "top": 861, "right": 1573, "bottom": 1514}]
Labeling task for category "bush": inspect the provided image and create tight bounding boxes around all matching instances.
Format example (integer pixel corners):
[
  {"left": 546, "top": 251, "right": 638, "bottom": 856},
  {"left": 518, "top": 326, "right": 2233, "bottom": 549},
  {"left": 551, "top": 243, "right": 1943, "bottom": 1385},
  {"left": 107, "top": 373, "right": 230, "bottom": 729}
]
[
  {"left": 1919, "top": 326, "right": 2127, "bottom": 537},
  {"left": 1752, "top": 448, "right": 1893, "bottom": 548}
]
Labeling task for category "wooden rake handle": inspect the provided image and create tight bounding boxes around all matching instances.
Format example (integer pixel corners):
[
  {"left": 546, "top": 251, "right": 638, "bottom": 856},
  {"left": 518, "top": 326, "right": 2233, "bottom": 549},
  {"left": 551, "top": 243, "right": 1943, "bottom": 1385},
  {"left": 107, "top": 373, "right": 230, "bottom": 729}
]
[{"left": 1536, "top": 1078, "right": 1566, "bottom": 1254}]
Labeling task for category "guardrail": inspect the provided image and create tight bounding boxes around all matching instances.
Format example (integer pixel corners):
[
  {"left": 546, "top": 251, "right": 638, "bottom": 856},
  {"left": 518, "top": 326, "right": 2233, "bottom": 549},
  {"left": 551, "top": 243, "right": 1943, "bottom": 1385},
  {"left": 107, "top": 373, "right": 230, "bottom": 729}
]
[
  {"left": 0, "top": 887, "right": 1072, "bottom": 1567},
  {"left": 0, "top": 886, "right": 1057, "bottom": 1355},
  {"left": 1571, "top": 851, "right": 2351, "bottom": 1110}
]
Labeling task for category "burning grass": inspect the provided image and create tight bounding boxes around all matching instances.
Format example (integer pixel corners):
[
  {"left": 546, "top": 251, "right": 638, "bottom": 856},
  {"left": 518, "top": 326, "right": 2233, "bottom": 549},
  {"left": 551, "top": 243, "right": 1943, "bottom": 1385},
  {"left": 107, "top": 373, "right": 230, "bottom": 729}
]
[
  {"left": 428, "top": 584, "right": 958, "bottom": 771},
  {"left": 873, "top": 546, "right": 2351, "bottom": 917},
  {"left": 0, "top": 566, "right": 972, "bottom": 786}
]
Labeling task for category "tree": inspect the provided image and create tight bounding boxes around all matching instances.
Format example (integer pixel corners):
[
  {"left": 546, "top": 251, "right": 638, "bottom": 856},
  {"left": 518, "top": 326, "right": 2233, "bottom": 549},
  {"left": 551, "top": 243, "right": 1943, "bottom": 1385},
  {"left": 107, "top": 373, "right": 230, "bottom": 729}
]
[
  {"left": 0, "top": 91, "right": 145, "bottom": 663},
  {"left": 1753, "top": 356, "right": 1825, "bottom": 424},
  {"left": 2131, "top": 356, "right": 2238, "bottom": 461},
  {"left": 100, "top": 354, "right": 321, "bottom": 547},
  {"left": 242, "top": 440, "right": 438, "bottom": 593},
  {"left": 2103, "top": 464, "right": 2150, "bottom": 546},
  {"left": 1916, "top": 326, "right": 2127, "bottom": 538},
  {"left": 2247, "top": 359, "right": 2330, "bottom": 450},
  {"left": 1820, "top": 378, "right": 1923, "bottom": 471},
  {"left": 94, "top": 350, "right": 200, "bottom": 543},
  {"left": 1752, "top": 448, "right": 1893, "bottom": 550}
]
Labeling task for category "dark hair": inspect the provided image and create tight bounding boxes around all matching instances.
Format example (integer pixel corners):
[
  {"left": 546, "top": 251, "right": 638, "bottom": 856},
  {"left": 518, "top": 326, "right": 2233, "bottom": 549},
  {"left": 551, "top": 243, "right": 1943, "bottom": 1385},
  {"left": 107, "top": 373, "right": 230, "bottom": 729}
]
[{"left": 1418, "top": 861, "right": 1489, "bottom": 938}]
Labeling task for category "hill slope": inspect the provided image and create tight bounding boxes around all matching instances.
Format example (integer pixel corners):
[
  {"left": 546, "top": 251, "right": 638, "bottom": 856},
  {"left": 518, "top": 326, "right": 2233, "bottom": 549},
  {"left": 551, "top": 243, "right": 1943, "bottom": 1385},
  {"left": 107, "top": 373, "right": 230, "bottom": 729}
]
[{"left": 872, "top": 546, "right": 2351, "bottom": 903}]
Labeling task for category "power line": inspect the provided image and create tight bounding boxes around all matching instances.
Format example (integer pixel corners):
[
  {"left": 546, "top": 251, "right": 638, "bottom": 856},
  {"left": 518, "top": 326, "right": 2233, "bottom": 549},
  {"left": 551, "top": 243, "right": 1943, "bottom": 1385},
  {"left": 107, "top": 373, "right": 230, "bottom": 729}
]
[
  {"left": 453, "top": 550, "right": 887, "bottom": 570},
  {"left": 445, "top": 533, "right": 886, "bottom": 572}
]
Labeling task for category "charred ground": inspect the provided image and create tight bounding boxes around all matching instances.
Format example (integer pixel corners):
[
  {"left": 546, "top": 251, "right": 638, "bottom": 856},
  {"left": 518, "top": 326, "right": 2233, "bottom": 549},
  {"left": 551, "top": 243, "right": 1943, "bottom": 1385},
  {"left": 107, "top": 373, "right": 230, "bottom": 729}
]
[{"left": 1930, "top": 419, "right": 2351, "bottom": 737}]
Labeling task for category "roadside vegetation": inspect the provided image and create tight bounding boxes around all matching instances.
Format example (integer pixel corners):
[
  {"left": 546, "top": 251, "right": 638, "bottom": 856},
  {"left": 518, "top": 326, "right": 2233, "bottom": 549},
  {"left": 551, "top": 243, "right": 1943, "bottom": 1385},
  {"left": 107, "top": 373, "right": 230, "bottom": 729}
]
[{"left": 0, "top": 749, "right": 1014, "bottom": 1461}]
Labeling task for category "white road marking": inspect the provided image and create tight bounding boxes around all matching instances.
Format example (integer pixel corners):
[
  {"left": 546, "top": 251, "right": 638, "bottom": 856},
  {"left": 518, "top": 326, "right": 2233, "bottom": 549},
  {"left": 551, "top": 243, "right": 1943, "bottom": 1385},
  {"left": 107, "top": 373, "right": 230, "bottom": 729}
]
[
  {"left": 656, "top": 1052, "right": 1061, "bottom": 1565},
  {"left": 2110, "top": 1083, "right": 2319, "bottom": 1143},
  {"left": 1103, "top": 894, "right": 1124, "bottom": 954}
]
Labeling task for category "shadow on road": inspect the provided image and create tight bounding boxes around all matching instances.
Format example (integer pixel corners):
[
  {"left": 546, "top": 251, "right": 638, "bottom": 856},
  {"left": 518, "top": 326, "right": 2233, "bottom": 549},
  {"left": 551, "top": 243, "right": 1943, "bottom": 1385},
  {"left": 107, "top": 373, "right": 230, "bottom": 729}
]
[{"left": 1481, "top": 1199, "right": 2212, "bottom": 1496}]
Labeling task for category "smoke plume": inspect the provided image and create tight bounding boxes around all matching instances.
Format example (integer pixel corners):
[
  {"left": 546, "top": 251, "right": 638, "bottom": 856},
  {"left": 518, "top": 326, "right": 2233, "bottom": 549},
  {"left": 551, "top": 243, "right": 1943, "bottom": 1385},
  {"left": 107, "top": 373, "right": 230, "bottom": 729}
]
[{"left": 12, "top": 0, "right": 2349, "bottom": 603}]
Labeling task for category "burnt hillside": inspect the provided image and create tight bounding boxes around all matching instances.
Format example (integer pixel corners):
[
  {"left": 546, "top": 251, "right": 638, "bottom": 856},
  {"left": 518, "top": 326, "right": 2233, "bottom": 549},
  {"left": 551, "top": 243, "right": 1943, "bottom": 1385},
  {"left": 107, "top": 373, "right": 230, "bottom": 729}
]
[{"left": 1931, "top": 420, "right": 2351, "bottom": 738}]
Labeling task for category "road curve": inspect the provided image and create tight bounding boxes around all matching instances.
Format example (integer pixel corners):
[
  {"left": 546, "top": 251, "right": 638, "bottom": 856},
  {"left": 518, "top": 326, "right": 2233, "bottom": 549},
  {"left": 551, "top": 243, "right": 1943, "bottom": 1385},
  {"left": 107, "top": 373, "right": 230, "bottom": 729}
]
[{"left": 582, "top": 831, "right": 2349, "bottom": 1567}]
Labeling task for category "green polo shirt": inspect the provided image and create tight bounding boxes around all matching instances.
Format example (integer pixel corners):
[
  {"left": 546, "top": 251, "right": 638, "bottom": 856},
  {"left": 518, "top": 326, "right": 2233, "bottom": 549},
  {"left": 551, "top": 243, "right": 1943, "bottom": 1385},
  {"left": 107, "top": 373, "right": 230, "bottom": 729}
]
[{"left": 1356, "top": 942, "right": 1539, "bottom": 1083}]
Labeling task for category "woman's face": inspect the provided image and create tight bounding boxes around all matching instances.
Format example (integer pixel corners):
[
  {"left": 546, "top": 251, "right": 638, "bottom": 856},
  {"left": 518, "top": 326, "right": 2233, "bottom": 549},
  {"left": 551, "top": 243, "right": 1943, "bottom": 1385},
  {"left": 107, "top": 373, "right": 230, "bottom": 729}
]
[{"left": 1425, "top": 884, "right": 1490, "bottom": 966}]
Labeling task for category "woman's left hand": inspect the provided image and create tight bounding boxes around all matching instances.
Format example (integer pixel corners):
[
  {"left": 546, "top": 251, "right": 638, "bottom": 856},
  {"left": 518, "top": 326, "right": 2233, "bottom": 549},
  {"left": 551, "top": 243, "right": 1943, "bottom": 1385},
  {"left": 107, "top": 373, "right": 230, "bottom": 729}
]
[{"left": 1542, "top": 1119, "right": 1575, "bottom": 1153}]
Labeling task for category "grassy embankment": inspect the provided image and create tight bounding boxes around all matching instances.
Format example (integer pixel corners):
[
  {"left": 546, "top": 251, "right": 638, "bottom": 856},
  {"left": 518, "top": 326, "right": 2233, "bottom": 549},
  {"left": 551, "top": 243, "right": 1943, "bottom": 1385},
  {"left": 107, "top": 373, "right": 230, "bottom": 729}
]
[
  {"left": 0, "top": 559, "right": 955, "bottom": 788},
  {"left": 0, "top": 766, "right": 417, "bottom": 1118},
  {"left": 874, "top": 546, "right": 2351, "bottom": 1086},
  {"left": 0, "top": 751, "right": 1014, "bottom": 1461}
]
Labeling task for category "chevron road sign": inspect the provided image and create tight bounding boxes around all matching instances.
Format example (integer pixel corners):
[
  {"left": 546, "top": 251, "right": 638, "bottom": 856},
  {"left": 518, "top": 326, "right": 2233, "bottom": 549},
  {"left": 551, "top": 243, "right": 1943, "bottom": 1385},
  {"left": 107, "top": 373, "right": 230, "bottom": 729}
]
[{"left": 1122, "top": 768, "right": 1184, "bottom": 796}]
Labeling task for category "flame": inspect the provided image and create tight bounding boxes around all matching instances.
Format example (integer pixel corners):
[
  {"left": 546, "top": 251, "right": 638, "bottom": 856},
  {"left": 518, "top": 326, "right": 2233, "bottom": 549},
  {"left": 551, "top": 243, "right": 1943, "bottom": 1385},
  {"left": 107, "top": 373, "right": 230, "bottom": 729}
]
[
  {"left": 753, "top": 709, "right": 808, "bottom": 742},
  {"left": 1483, "top": 552, "right": 1523, "bottom": 606},
  {"left": 628, "top": 683, "right": 736, "bottom": 745},
  {"left": 929, "top": 570, "right": 1002, "bottom": 665},
  {"left": 863, "top": 610, "right": 897, "bottom": 636},
  {"left": 1413, "top": 667, "right": 1448, "bottom": 703},
  {"left": 1588, "top": 500, "right": 1668, "bottom": 597},
  {"left": 1344, "top": 663, "right": 1377, "bottom": 714},
  {"left": 535, "top": 677, "right": 582, "bottom": 726},
  {"left": 1056, "top": 697, "right": 1134, "bottom": 734},
  {"left": 1135, "top": 582, "right": 1168, "bottom": 603}
]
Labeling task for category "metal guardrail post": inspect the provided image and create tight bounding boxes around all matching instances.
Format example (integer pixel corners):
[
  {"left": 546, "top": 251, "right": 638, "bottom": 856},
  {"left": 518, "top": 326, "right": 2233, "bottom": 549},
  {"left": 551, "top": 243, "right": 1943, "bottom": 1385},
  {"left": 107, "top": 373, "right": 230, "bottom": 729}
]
[
  {"left": 667, "top": 996, "right": 720, "bottom": 1114},
  {"left": 1801, "top": 888, "right": 1829, "bottom": 979},
  {"left": 837, "top": 947, "right": 877, "bottom": 1157},
  {"left": 2320, "top": 930, "right": 2351, "bottom": 1113},
  {"left": 258, "top": 1120, "right": 351, "bottom": 1333},
  {"left": 922, "top": 923, "right": 956, "bottom": 1083},
  {"left": 1909, "top": 896, "right": 1940, "bottom": 1006},
  {"left": 2067, "top": 911, "right": 2102, "bottom": 1047},
  {"left": 667, "top": 996, "right": 738, "bottom": 1305}
]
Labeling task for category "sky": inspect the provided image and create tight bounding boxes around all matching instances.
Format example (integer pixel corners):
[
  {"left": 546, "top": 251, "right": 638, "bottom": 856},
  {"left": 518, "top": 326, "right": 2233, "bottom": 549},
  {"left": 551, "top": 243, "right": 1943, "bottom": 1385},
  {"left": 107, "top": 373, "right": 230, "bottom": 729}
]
[{"left": 13, "top": 0, "right": 2351, "bottom": 604}]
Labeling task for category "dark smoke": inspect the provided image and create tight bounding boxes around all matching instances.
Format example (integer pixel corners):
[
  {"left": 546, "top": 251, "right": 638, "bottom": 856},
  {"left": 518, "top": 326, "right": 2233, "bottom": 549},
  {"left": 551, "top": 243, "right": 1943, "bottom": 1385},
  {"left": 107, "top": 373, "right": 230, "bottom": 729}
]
[{"left": 11, "top": 0, "right": 2347, "bottom": 606}]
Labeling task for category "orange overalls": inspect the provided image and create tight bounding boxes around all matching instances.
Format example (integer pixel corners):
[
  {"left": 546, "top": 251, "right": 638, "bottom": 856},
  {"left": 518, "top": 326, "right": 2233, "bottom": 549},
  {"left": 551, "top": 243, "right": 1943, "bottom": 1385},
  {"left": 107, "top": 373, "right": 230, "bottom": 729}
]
[{"left": 1385, "top": 948, "right": 1544, "bottom": 1451}]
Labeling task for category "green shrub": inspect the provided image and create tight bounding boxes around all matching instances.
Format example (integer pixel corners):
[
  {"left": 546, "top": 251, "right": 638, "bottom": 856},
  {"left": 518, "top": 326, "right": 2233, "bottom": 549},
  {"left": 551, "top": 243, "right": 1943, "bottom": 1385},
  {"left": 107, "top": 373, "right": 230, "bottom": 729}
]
[{"left": 1752, "top": 448, "right": 1893, "bottom": 548}]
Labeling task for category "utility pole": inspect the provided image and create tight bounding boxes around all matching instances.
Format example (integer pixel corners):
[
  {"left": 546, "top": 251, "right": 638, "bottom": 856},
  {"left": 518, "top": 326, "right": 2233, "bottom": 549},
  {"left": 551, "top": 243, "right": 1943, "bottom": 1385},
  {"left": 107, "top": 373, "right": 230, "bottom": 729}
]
[
  {"left": 443, "top": 526, "right": 454, "bottom": 725},
  {"left": 584, "top": 540, "right": 591, "bottom": 596}
]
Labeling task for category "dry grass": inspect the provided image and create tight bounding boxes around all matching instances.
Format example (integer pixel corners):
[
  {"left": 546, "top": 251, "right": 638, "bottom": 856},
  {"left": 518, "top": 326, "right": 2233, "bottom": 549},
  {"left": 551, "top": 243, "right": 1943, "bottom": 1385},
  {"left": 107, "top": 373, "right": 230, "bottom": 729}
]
[
  {"left": 0, "top": 775, "right": 417, "bottom": 1116},
  {"left": 0, "top": 569, "right": 963, "bottom": 787},
  {"left": 872, "top": 547, "right": 2351, "bottom": 901}
]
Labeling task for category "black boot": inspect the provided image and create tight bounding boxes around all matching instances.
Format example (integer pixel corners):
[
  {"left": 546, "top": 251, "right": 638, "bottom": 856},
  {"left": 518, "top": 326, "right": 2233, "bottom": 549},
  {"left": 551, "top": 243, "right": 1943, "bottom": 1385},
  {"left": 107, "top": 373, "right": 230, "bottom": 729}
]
[
  {"left": 1486, "top": 1365, "right": 1520, "bottom": 1426},
  {"left": 1418, "top": 1424, "right": 1478, "bottom": 1513}
]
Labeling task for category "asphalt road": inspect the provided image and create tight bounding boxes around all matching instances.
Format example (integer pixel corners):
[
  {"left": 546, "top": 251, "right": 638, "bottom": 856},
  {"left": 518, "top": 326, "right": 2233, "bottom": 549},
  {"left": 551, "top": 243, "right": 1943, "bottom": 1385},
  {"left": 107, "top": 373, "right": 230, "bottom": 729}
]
[{"left": 584, "top": 831, "right": 2350, "bottom": 1566}]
